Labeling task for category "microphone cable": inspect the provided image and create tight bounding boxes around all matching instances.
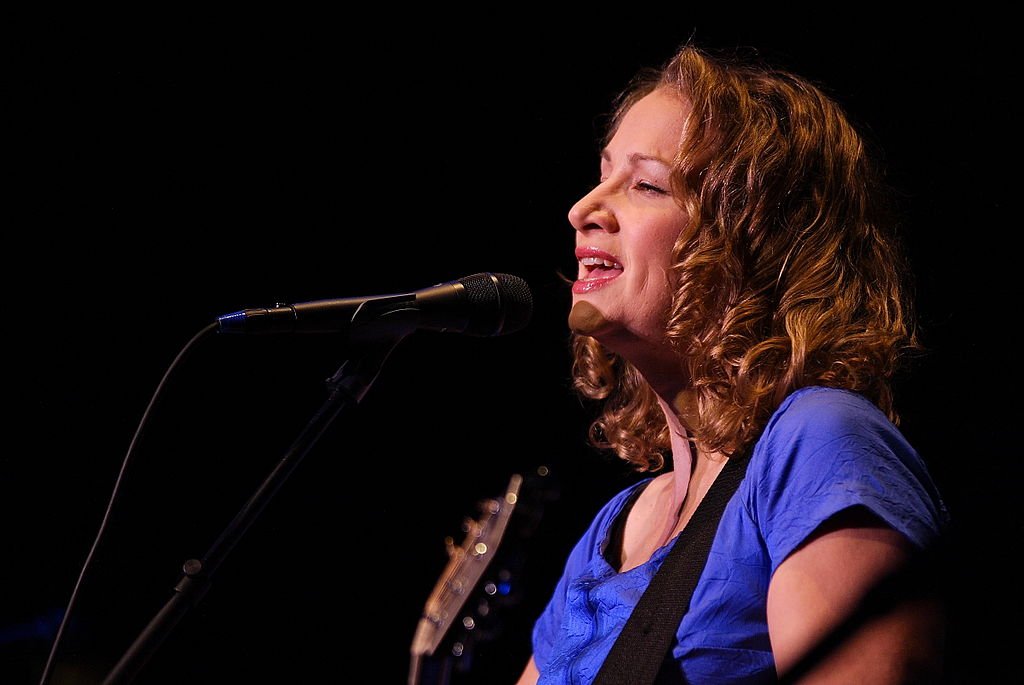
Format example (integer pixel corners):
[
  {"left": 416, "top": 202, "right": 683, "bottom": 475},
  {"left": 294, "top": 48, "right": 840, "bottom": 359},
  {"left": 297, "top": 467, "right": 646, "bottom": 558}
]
[{"left": 38, "top": 321, "right": 220, "bottom": 685}]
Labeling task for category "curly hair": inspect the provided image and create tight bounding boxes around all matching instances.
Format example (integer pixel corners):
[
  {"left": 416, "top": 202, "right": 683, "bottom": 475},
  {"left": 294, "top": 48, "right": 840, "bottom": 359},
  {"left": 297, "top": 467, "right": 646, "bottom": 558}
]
[{"left": 572, "top": 43, "right": 921, "bottom": 471}]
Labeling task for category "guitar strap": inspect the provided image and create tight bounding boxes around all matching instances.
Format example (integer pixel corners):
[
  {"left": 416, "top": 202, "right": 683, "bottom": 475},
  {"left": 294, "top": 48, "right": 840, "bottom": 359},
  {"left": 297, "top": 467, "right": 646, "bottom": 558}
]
[{"left": 593, "top": 450, "right": 751, "bottom": 685}]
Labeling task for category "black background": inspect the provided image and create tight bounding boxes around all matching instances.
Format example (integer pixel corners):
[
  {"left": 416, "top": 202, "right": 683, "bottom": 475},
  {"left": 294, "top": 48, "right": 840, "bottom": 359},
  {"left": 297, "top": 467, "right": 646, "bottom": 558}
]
[{"left": 4, "top": 13, "right": 1017, "bottom": 684}]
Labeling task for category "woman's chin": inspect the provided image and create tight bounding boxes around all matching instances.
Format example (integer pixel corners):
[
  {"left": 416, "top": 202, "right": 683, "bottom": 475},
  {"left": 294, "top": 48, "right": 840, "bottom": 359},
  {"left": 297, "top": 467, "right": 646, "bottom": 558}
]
[{"left": 568, "top": 300, "right": 613, "bottom": 336}]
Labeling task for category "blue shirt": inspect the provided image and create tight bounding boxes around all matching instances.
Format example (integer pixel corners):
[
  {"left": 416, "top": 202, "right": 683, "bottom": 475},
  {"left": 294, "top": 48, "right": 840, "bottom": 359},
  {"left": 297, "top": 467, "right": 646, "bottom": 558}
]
[{"left": 531, "top": 386, "right": 949, "bottom": 684}]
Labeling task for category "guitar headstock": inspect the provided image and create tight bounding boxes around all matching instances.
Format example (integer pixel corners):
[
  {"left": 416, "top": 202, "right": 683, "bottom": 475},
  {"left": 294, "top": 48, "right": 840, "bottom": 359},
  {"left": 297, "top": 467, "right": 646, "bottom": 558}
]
[
  {"left": 408, "top": 467, "right": 560, "bottom": 684},
  {"left": 410, "top": 473, "right": 523, "bottom": 660}
]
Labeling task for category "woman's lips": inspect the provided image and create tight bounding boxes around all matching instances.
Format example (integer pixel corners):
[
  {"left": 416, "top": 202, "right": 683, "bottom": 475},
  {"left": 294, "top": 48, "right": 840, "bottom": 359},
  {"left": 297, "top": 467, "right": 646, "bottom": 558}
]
[
  {"left": 572, "top": 272, "right": 620, "bottom": 294},
  {"left": 574, "top": 246, "right": 623, "bottom": 294}
]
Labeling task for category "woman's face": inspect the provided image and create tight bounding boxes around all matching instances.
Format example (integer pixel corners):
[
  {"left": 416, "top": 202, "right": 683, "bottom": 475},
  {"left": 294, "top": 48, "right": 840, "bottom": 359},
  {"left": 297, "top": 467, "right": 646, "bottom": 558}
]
[{"left": 568, "top": 88, "right": 689, "bottom": 358}]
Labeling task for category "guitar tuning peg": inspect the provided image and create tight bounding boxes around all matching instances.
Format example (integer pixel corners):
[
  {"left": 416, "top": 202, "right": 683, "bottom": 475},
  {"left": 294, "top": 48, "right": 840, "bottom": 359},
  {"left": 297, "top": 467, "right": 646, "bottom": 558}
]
[
  {"left": 479, "top": 497, "right": 500, "bottom": 515},
  {"left": 444, "top": 535, "right": 457, "bottom": 558},
  {"left": 462, "top": 517, "right": 480, "bottom": 536}
]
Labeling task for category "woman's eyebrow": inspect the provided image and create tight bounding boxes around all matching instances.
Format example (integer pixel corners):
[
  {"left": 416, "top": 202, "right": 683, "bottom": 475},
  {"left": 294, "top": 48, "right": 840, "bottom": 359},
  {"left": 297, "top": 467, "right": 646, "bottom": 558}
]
[{"left": 599, "top": 149, "right": 672, "bottom": 167}]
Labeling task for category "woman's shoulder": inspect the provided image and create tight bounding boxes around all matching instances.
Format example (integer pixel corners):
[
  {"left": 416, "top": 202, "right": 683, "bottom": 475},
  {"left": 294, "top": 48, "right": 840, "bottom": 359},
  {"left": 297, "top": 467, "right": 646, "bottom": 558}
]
[
  {"left": 761, "top": 386, "right": 905, "bottom": 450},
  {"left": 745, "top": 386, "right": 949, "bottom": 552},
  {"left": 749, "top": 385, "right": 930, "bottom": 496},
  {"left": 771, "top": 385, "right": 887, "bottom": 425}
]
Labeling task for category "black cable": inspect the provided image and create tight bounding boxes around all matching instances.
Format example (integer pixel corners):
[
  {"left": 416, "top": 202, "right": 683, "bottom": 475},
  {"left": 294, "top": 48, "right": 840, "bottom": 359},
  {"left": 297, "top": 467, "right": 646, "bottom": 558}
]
[{"left": 38, "top": 321, "right": 220, "bottom": 685}]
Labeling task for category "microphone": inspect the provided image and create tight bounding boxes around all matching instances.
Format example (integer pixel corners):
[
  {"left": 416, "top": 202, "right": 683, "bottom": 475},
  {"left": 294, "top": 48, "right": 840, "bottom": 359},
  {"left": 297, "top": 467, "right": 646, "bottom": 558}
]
[{"left": 216, "top": 272, "right": 533, "bottom": 339}]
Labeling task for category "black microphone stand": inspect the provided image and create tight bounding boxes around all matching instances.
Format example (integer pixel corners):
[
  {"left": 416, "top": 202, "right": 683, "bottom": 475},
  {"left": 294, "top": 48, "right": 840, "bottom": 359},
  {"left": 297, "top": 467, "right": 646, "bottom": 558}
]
[{"left": 102, "top": 328, "right": 405, "bottom": 685}]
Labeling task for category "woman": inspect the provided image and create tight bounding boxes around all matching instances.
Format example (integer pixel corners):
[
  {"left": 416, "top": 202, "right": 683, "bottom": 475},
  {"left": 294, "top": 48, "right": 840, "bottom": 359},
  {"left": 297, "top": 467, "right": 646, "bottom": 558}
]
[{"left": 516, "top": 43, "right": 949, "bottom": 684}]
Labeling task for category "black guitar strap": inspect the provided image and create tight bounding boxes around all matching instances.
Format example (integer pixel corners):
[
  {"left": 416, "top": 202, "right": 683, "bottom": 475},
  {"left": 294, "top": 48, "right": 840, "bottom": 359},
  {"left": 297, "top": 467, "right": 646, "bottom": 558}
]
[{"left": 593, "top": 451, "right": 751, "bottom": 685}]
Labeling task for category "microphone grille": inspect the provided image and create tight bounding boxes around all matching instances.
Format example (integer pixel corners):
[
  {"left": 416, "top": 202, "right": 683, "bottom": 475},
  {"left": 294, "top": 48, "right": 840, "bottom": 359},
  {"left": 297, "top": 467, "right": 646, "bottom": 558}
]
[{"left": 460, "top": 272, "right": 534, "bottom": 336}]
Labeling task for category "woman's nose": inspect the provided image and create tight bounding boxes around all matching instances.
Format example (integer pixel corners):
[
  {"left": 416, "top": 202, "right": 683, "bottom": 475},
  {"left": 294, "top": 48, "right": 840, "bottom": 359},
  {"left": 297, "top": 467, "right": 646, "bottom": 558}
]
[{"left": 568, "top": 184, "right": 618, "bottom": 234}]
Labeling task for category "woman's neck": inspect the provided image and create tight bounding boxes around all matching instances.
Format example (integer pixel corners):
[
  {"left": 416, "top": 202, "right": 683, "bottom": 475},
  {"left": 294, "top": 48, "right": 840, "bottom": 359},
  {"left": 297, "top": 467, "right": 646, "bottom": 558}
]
[{"left": 655, "top": 391, "right": 700, "bottom": 502}]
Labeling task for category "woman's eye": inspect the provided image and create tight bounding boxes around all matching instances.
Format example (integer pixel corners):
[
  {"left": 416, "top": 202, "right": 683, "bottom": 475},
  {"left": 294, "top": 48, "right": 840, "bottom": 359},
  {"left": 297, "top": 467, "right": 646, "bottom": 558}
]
[{"left": 635, "top": 180, "right": 667, "bottom": 194}]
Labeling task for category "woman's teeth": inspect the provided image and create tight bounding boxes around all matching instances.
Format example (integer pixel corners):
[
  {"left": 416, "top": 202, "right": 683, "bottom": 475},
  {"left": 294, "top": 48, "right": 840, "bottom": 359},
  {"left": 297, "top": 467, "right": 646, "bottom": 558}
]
[{"left": 580, "top": 257, "right": 622, "bottom": 269}]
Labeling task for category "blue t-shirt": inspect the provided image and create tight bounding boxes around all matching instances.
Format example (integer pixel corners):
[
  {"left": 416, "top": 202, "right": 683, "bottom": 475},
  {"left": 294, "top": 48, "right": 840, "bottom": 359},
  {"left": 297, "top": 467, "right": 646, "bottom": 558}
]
[{"left": 531, "top": 386, "right": 949, "bottom": 684}]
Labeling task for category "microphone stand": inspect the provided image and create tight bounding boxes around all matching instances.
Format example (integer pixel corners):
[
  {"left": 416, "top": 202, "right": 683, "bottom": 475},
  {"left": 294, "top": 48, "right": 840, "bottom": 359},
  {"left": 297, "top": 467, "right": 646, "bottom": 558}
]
[{"left": 102, "top": 330, "right": 404, "bottom": 685}]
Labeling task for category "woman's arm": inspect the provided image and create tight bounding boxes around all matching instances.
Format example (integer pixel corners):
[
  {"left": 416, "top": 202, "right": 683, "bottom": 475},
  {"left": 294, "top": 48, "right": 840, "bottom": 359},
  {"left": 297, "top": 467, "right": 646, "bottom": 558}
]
[
  {"left": 515, "top": 656, "right": 540, "bottom": 685},
  {"left": 767, "top": 508, "right": 944, "bottom": 684}
]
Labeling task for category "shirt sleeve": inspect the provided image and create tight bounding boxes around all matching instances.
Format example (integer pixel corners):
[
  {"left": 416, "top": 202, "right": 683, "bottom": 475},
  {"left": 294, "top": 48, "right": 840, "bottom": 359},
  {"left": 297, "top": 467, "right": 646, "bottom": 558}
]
[{"left": 747, "top": 387, "right": 949, "bottom": 573}]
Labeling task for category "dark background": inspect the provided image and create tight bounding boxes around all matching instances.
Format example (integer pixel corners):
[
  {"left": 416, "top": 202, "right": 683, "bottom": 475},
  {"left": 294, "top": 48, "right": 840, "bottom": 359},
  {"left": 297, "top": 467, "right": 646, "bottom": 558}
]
[{"left": 4, "top": 14, "right": 1016, "bottom": 684}]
